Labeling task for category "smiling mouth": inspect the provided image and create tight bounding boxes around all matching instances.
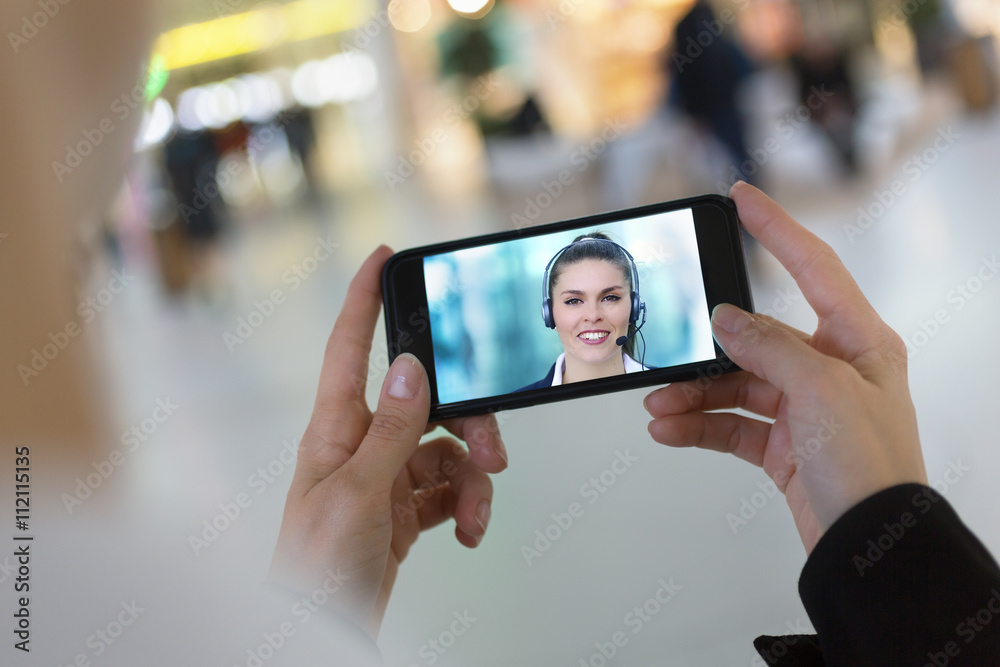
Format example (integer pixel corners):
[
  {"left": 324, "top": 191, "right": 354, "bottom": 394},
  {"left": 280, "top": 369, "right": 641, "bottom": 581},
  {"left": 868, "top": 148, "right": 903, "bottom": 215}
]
[{"left": 577, "top": 330, "right": 610, "bottom": 344}]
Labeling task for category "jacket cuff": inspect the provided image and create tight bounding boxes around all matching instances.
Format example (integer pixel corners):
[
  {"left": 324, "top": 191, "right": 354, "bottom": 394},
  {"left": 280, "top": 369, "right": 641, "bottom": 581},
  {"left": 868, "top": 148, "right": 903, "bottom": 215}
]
[
  {"left": 798, "top": 483, "right": 1000, "bottom": 666},
  {"left": 752, "top": 633, "right": 825, "bottom": 666}
]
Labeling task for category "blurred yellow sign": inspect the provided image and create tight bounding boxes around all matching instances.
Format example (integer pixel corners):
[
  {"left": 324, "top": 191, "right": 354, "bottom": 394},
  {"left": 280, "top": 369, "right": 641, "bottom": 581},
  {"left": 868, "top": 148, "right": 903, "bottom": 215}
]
[{"left": 154, "top": 0, "right": 371, "bottom": 71}]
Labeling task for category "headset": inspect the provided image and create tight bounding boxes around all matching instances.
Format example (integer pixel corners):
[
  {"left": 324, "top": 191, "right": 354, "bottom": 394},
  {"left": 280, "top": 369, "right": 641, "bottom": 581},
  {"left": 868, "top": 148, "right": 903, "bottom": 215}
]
[{"left": 540, "top": 237, "right": 647, "bottom": 348}]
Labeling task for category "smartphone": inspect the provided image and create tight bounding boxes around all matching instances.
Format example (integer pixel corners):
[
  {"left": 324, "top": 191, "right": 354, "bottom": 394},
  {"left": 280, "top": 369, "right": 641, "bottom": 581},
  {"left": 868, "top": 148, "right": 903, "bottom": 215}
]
[{"left": 382, "top": 194, "right": 753, "bottom": 420}]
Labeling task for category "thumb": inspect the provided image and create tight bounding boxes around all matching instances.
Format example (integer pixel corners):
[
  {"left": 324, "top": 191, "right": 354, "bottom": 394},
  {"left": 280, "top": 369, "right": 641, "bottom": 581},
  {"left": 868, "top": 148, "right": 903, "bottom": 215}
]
[
  {"left": 354, "top": 353, "right": 431, "bottom": 488},
  {"left": 711, "top": 303, "right": 829, "bottom": 396}
]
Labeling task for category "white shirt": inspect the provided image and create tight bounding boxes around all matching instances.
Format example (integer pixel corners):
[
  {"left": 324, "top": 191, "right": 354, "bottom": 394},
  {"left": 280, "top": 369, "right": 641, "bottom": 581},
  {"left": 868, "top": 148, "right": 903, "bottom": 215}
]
[{"left": 550, "top": 352, "right": 648, "bottom": 386}]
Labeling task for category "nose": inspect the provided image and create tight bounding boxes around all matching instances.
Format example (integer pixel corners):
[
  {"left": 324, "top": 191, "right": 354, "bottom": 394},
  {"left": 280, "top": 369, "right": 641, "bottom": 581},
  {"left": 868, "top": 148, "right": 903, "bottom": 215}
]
[{"left": 585, "top": 302, "right": 603, "bottom": 322}]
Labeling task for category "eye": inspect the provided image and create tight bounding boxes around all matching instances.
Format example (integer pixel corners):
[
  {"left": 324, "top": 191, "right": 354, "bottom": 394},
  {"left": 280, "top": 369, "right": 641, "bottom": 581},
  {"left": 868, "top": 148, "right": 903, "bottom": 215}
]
[
  {"left": 563, "top": 297, "right": 582, "bottom": 305},
  {"left": 602, "top": 294, "right": 621, "bottom": 302}
]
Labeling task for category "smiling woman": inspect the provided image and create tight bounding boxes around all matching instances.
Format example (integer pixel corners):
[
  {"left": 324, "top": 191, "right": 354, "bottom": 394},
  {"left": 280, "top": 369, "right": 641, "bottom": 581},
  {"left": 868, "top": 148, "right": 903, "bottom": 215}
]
[{"left": 516, "top": 232, "right": 650, "bottom": 391}]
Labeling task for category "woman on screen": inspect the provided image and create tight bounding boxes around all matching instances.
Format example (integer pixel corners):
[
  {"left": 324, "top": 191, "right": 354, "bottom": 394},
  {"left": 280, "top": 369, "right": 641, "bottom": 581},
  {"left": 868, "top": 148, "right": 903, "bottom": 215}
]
[{"left": 516, "top": 232, "right": 649, "bottom": 391}]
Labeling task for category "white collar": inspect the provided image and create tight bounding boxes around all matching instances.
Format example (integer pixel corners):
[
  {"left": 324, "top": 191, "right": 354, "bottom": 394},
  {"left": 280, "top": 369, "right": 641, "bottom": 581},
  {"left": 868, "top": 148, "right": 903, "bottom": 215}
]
[{"left": 550, "top": 352, "right": 647, "bottom": 386}]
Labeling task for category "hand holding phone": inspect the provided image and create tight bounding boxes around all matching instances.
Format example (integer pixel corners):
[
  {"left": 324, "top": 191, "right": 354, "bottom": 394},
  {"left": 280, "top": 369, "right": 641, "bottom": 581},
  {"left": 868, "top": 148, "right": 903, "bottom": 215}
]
[
  {"left": 644, "top": 182, "right": 928, "bottom": 554},
  {"left": 382, "top": 194, "right": 754, "bottom": 420},
  {"left": 268, "top": 247, "right": 507, "bottom": 639}
]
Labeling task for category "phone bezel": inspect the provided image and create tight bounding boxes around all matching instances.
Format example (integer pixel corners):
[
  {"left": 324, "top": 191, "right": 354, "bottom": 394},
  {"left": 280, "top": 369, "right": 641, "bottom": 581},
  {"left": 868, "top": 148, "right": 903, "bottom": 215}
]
[{"left": 382, "top": 194, "right": 753, "bottom": 420}]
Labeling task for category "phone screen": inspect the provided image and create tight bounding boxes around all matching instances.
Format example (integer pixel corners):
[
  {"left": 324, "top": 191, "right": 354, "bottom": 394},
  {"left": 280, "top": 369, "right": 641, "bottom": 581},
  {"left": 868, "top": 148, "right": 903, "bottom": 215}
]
[{"left": 420, "top": 206, "right": 718, "bottom": 404}]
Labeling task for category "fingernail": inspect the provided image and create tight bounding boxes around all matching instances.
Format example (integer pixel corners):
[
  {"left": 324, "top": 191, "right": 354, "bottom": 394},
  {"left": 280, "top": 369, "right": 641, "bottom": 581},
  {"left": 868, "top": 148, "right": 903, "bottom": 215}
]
[
  {"left": 475, "top": 500, "right": 491, "bottom": 533},
  {"left": 712, "top": 303, "right": 753, "bottom": 335},
  {"left": 730, "top": 180, "right": 748, "bottom": 192},
  {"left": 386, "top": 353, "right": 422, "bottom": 399},
  {"left": 494, "top": 437, "right": 508, "bottom": 465}
]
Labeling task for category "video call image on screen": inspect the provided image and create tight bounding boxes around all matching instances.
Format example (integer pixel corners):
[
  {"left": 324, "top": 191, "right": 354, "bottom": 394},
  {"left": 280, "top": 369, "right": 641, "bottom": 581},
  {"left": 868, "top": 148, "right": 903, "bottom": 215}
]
[{"left": 423, "top": 208, "right": 717, "bottom": 405}]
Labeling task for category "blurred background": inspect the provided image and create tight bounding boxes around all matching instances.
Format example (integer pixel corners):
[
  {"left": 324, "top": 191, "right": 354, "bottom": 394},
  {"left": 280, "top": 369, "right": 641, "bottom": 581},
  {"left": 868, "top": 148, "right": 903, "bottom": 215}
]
[{"left": 14, "top": 0, "right": 1000, "bottom": 663}]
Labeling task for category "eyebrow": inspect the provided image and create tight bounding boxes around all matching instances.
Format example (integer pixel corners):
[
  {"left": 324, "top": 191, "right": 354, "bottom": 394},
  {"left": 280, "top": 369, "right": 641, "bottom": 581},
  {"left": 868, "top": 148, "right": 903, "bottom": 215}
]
[{"left": 559, "top": 285, "right": 624, "bottom": 297}]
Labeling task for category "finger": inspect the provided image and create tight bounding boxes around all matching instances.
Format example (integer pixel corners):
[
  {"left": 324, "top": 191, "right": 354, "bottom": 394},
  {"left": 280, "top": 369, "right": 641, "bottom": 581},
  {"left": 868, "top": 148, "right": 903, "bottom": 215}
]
[
  {"left": 404, "top": 439, "right": 494, "bottom": 546},
  {"left": 648, "top": 410, "right": 773, "bottom": 469},
  {"left": 433, "top": 414, "right": 508, "bottom": 473},
  {"left": 711, "top": 303, "right": 846, "bottom": 398},
  {"left": 398, "top": 484, "right": 484, "bottom": 549},
  {"left": 755, "top": 314, "right": 811, "bottom": 343},
  {"left": 293, "top": 246, "right": 394, "bottom": 490},
  {"left": 404, "top": 436, "right": 469, "bottom": 495},
  {"left": 314, "top": 245, "right": 394, "bottom": 414},
  {"left": 643, "top": 314, "right": 809, "bottom": 419},
  {"left": 644, "top": 371, "right": 783, "bottom": 420},
  {"left": 353, "top": 354, "right": 431, "bottom": 489},
  {"left": 731, "top": 182, "right": 878, "bottom": 329}
]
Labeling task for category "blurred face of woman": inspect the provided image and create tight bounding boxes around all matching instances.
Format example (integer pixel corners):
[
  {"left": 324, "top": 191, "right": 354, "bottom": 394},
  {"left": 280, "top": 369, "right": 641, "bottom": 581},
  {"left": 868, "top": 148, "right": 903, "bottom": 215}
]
[{"left": 551, "top": 259, "right": 631, "bottom": 370}]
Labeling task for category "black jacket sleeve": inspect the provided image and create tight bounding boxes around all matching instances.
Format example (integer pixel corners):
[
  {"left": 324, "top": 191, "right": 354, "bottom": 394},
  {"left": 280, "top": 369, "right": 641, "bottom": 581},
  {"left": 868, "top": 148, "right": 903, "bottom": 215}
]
[{"left": 755, "top": 484, "right": 1000, "bottom": 666}]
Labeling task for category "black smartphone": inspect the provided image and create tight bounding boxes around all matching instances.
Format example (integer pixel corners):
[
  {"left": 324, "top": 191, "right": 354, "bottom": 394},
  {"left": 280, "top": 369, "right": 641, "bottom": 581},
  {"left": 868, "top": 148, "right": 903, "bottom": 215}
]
[{"left": 382, "top": 194, "right": 753, "bottom": 420}]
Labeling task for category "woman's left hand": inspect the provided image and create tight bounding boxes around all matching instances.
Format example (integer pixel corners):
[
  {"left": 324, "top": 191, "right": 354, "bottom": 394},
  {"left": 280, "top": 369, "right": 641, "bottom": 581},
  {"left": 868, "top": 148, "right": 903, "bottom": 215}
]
[{"left": 267, "top": 246, "right": 508, "bottom": 638}]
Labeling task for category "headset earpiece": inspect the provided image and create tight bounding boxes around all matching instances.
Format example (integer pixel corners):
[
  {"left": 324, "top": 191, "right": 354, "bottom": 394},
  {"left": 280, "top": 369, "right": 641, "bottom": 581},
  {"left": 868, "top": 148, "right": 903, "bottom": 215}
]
[{"left": 541, "top": 298, "right": 555, "bottom": 329}]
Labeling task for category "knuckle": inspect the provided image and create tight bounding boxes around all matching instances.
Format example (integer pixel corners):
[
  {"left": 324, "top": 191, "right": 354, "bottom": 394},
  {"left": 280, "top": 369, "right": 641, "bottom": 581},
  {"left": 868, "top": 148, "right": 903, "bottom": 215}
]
[
  {"left": 733, "top": 373, "right": 753, "bottom": 409},
  {"left": 881, "top": 329, "right": 908, "bottom": 366},
  {"left": 741, "top": 314, "right": 773, "bottom": 344},
  {"left": 725, "top": 420, "right": 742, "bottom": 455},
  {"left": 368, "top": 404, "right": 413, "bottom": 440},
  {"left": 298, "top": 424, "right": 352, "bottom": 470}
]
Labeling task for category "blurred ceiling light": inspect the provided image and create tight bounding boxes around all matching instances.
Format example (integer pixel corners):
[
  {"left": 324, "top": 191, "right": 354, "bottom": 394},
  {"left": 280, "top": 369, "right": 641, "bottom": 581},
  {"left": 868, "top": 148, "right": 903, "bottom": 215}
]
[
  {"left": 206, "top": 82, "right": 243, "bottom": 128},
  {"left": 325, "top": 52, "right": 379, "bottom": 102},
  {"left": 447, "top": 0, "right": 493, "bottom": 18},
  {"left": 235, "top": 73, "right": 286, "bottom": 122},
  {"left": 291, "top": 52, "right": 379, "bottom": 107},
  {"left": 290, "top": 61, "right": 327, "bottom": 108},
  {"left": 226, "top": 76, "right": 253, "bottom": 118},
  {"left": 172, "top": 58, "right": 364, "bottom": 133},
  {"left": 388, "top": 0, "right": 432, "bottom": 32},
  {"left": 193, "top": 88, "right": 221, "bottom": 129},
  {"left": 136, "top": 98, "right": 176, "bottom": 149},
  {"left": 175, "top": 88, "right": 204, "bottom": 131},
  {"left": 154, "top": 0, "right": 371, "bottom": 71}
]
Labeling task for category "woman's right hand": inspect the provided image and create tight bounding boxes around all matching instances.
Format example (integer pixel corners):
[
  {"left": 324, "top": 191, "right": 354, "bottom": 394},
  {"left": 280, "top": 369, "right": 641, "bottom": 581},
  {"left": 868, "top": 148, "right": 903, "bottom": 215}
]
[{"left": 644, "top": 182, "right": 928, "bottom": 554}]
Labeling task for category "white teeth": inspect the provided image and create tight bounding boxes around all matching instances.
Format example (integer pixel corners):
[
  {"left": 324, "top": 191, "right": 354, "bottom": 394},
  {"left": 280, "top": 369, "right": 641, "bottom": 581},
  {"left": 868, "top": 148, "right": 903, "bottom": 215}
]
[{"left": 579, "top": 332, "right": 608, "bottom": 340}]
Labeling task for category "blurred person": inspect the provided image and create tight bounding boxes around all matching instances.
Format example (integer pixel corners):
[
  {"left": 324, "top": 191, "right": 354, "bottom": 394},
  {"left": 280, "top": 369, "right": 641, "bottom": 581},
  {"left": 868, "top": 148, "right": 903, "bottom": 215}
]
[
  {"left": 162, "top": 127, "right": 229, "bottom": 298},
  {"left": 517, "top": 233, "right": 648, "bottom": 391},
  {"left": 281, "top": 105, "right": 327, "bottom": 216},
  {"left": 438, "top": 8, "right": 551, "bottom": 138},
  {"left": 788, "top": 32, "right": 859, "bottom": 174},
  {"left": 666, "top": 0, "right": 757, "bottom": 188},
  {"left": 907, "top": 0, "right": 950, "bottom": 75}
]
